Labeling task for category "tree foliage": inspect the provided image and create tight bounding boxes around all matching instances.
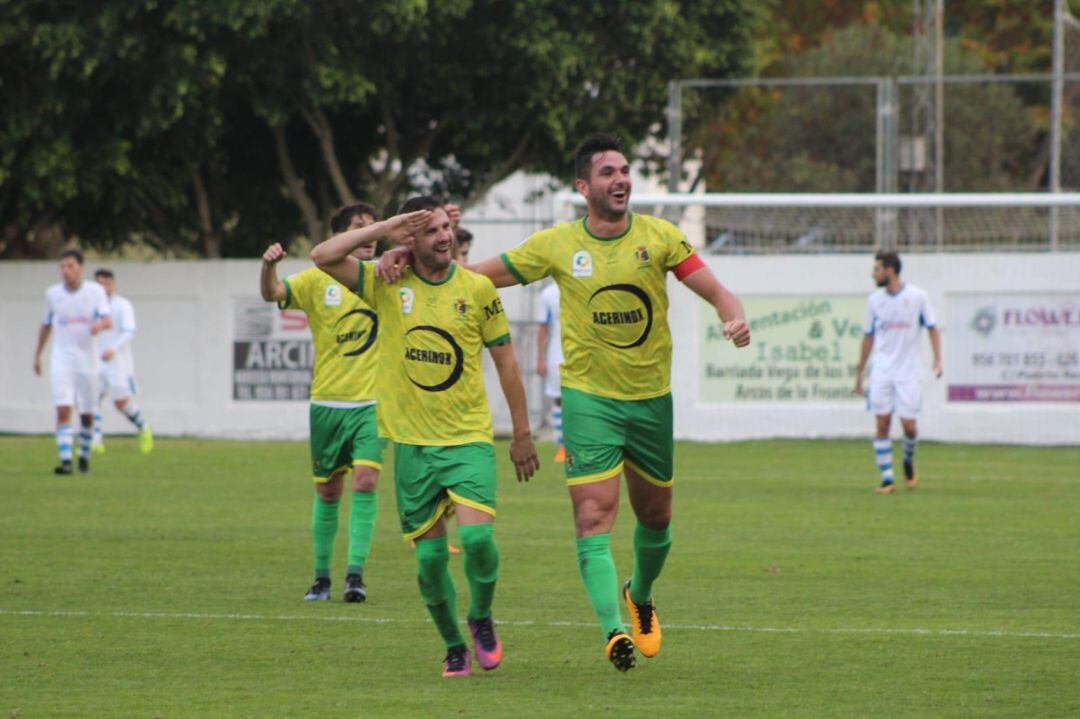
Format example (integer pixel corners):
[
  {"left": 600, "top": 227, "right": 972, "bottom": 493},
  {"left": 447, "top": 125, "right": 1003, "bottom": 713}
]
[{"left": 0, "top": 0, "right": 759, "bottom": 257}]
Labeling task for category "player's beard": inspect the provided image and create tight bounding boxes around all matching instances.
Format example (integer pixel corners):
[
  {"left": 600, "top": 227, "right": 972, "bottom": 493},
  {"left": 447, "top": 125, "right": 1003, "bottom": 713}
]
[
  {"left": 415, "top": 243, "right": 452, "bottom": 274},
  {"left": 591, "top": 195, "right": 628, "bottom": 223}
]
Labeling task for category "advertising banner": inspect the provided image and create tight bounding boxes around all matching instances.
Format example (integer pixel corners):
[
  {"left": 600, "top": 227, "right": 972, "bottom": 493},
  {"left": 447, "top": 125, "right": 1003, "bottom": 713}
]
[
  {"left": 232, "top": 299, "right": 313, "bottom": 401},
  {"left": 947, "top": 293, "right": 1080, "bottom": 402},
  {"left": 700, "top": 296, "right": 866, "bottom": 402}
]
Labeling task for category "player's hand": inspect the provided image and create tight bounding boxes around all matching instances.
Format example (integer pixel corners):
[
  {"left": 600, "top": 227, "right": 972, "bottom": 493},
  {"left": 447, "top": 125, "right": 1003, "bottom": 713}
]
[
  {"left": 385, "top": 210, "right": 432, "bottom": 246},
  {"left": 933, "top": 359, "right": 943, "bottom": 378},
  {"left": 723, "top": 319, "right": 750, "bottom": 348},
  {"left": 509, "top": 434, "right": 539, "bottom": 482},
  {"left": 90, "top": 322, "right": 103, "bottom": 336},
  {"left": 102, "top": 348, "right": 116, "bottom": 362},
  {"left": 854, "top": 376, "right": 864, "bottom": 396},
  {"left": 33, "top": 357, "right": 41, "bottom": 376},
  {"left": 537, "top": 358, "right": 547, "bottom": 378},
  {"left": 263, "top": 243, "right": 286, "bottom": 264},
  {"left": 444, "top": 203, "right": 461, "bottom": 228},
  {"left": 376, "top": 246, "right": 413, "bottom": 283}
]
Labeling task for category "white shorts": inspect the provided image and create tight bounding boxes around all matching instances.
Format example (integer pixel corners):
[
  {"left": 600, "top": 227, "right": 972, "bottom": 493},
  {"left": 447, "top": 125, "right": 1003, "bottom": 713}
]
[
  {"left": 867, "top": 378, "right": 922, "bottom": 420},
  {"left": 51, "top": 370, "right": 98, "bottom": 413},
  {"left": 544, "top": 364, "right": 561, "bottom": 399},
  {"left": 99, "top": 359, "right": 135, "bottom": 401}
]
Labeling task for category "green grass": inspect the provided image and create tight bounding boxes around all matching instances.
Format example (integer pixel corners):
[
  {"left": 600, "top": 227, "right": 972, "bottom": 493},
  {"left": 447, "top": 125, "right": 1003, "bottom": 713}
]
[{"left": 1, "top": 436, "right": 1078, "bottom": 718}]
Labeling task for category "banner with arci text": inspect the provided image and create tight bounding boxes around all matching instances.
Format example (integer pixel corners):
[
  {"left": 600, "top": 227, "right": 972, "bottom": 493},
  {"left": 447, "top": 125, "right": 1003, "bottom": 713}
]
[
  {"left": 232, "top": 298, "right": 313, "bottom": 401},
  {"left": 699, "top": 296, "right": 866, "bottom": 402},
  {"left": 947, "top": 293, "right": 1080, "bottom": 402}
]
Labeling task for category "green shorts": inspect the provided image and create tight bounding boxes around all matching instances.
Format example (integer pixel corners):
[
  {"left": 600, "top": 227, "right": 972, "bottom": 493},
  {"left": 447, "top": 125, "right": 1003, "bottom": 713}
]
[
  {"left": 393, "top": 442, "right": 496, "bottom": 540},
  {"left": 309, "top": 403, "right": 386, "bottom": 483},
  {"left": 561, "top": 386, "right": 674, "bottom": 488}
]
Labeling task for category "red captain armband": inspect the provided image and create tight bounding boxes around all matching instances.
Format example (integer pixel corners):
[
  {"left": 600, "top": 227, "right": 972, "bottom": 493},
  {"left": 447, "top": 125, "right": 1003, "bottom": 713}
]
[{"left": 672, "top": 253, "right": 706, "bottom": 281}]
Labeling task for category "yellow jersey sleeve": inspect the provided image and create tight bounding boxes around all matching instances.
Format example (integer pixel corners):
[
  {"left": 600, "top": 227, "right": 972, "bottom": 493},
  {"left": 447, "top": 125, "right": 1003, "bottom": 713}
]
[
  {"left": 280, "top": 269, "right": 312, "bottom": 311},
  {"left": 500, "top": 230, "right": 554, "bottom": 285},
  {"left": 477, "top": 278, "right": 511, "bottom": 347},
  {"left": 662, "top": 224, "right": 696, "bottom": 270}
]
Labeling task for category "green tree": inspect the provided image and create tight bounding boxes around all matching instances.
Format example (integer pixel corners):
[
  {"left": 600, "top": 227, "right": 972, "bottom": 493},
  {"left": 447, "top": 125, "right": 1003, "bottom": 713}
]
[{"left": 0, "top": 0, "right": 759, "bottom": 258}]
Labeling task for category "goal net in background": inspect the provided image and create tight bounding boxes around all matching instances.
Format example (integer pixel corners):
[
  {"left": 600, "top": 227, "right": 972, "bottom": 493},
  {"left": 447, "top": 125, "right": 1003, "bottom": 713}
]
[{"left": 557, "top": 192, "right": 1080, "bottom": 253}]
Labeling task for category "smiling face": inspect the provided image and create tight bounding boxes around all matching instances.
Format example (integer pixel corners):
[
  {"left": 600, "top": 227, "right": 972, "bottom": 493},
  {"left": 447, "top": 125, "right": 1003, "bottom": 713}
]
[
  {"left": 412, "top": 208, "right": 455, "bottom": 273},
  {"left": 575, "top": 150, "right": 632, "bottom": 222}
]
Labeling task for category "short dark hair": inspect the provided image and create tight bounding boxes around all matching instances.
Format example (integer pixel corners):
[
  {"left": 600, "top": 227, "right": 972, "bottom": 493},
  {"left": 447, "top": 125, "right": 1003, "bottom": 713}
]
[
  {"left": 454, "top": 227, "right": 473, "bottom": 245},
  {"left": 398, "top": 195, "right": 443, "bottom": 215},
  {"left": 573, "top": 132, "right": 626, "bottom": 181},
  {"left": 329, "top": 202, "right": 378, "bottom": 233},
  {"left": 875, "top": 250, "right": 902, "bottom": 274},
  {"left": 94, "top": 268, "right": 114, "bottom": 279},
  {"left": 60, "top": 248, "right": 84, "bottom": 265}
]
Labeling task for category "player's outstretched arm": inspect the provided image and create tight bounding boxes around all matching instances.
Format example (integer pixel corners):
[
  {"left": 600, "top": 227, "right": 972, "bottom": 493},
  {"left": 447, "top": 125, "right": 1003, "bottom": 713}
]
[
  {"left": 681, "top": 265, "right": 750, "bottom": 348},
  {"left": 33, "top": 324, "right": 50, "bottom": 376},
  {"left": 471, "top": 256, "right": 519, "bottom": 288},
  {"left": 313, "top": 211, "right": 431, "bottom": 288},
  {"left": 260, "top": 243, "right": 288, "bottom": 302},
  {"left": 375, "top": 249, "right": 519, "bottom": 288},
  {"left": 488, "top": 341, "right": 539, "bottom": 482}
]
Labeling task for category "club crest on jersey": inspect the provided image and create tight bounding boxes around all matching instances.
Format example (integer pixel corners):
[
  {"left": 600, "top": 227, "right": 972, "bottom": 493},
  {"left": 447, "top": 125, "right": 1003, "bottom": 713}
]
[
  {"left": 635, "top": 246, "right": 650, "bottom": 265},
  {"left": 453, "top": 298, "right": 468, "bottom": 316},
  {"left": 399, "top": 287, "right": 415, "bottom": 315},
  {"left": 572, "top": 250, "right": 593, "bottom": 278},
  {"left": 324, "top": 284, "right": 343, "bottom": 307}
]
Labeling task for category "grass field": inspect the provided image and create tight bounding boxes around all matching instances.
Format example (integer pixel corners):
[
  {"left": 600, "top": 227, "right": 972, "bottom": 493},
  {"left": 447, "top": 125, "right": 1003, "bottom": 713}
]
[{"left": 1, "top": 436, "right": 1077, "bottom": 718}]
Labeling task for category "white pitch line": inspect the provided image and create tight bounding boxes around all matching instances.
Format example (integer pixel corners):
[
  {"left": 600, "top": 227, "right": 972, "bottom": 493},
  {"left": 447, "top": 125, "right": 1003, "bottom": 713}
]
[{"left": 1, "top": 609, "right": 1077, "bottom": 640}]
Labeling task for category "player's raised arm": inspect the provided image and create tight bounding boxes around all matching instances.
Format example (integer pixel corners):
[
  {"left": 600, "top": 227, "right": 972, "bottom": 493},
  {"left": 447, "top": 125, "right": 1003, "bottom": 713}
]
[
  {"left": 680, "top": 265, "right": 750, "bottom": 348},
  {"left": 488, "top": 341, "right": 539, "bottom": 482},
  {"left": 313, "top": 211, "right": 431, "bottom": 287},
  {"left": 260, "top": 243, "right": 288, "bottom": 302}
]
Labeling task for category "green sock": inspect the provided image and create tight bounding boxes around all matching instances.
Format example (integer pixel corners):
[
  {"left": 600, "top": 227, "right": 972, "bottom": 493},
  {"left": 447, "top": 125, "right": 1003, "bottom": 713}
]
[
  {"left": 459, "top": 523, "right": 499, "bottom": 621},
  {"left": 312, "top": 496, "right": 340, "bottom": 579},
  {"left": 415, "top": 535, "right": 465, "bottom": 648},
  {"left": 347, "top": 490, "right": 378, "bottom": 576},
  {"left": 575, "top": 533, "right": 624, "bottom": 639},
  {"left": 630, "top": 523, "right": 672, "bottom": 604}
]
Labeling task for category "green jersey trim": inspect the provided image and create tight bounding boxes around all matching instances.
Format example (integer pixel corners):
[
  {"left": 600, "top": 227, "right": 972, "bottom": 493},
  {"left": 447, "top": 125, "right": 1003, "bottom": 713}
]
[
  {"left": 583, "top": 212, "right": 634, "bottom": 241},
  {"left": 414, "top": 262, "right": 457, "bottom": 286},
  {"left": 278, "top": 277, "right": 293, "bottom": 310},
  {"left": 355, "top": 261, "right": 366, "bottom": 298},
  {"left": 484, "top": 332, "right": 512, "bottom": 348},
  {"left": 499, "top": 252, "right": 529, "bottom": 285}
]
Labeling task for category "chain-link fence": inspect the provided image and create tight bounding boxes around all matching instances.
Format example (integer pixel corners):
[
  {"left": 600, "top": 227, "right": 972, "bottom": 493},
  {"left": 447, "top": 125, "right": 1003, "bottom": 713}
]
[{"left": 668, "top": 73, "right": 1080, "bottom": 252}]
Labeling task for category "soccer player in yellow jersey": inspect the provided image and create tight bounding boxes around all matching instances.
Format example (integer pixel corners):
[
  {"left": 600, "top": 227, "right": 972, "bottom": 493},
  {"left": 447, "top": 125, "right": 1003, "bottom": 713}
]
[
  {"left": 260, "top": 203, "right": 385, "bottom": 604},
  {"left": 312, "top": 196, "right": 539, "bottom": 678},
  {"left": 379, "top": 133, "right": 751, "bottom": 671}
]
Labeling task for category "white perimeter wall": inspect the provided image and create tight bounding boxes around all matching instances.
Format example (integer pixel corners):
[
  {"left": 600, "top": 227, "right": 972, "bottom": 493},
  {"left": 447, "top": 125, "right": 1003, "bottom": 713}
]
[{"left": 2, "top": 253, "right": 1078, "bottom": 444}]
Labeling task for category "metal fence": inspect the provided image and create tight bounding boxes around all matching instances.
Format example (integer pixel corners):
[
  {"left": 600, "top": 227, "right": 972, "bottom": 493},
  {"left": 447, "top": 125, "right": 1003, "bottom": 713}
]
[{"left": 666, "top": 73, "right": 1080, "bottom": 251}]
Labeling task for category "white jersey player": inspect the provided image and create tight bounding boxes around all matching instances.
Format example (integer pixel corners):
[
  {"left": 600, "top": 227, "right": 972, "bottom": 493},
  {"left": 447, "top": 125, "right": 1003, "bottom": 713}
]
[
  {"left": 535, "top": 281, "right": 565, "bottom": 463},
  {"left": 854, "top": 251, "right": 943, "bottom": 494},
  {"left": 33, "top": 249, "right": 112, "bottom": 474},
  {"left": 91, "top": 269, "right": 153, "bottom": 455}
]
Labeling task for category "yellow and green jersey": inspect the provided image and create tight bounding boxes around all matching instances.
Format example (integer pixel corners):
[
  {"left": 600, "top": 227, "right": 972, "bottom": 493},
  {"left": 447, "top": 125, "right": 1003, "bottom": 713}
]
[
  {"left": 501, "top": 212, "right": 702, "bottom": 401},
  {"left": 355, "top": 262, "right": 511, "bottom": 446},
  {"left": 280, "top": 267, "right": 378, "bottom": 403}
]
